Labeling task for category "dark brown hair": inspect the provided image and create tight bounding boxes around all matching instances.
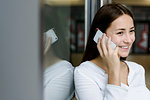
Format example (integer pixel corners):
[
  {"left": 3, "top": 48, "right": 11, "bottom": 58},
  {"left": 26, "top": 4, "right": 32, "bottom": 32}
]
[{"left": 82, "top": 3, "right": 133, "bottom": 62}]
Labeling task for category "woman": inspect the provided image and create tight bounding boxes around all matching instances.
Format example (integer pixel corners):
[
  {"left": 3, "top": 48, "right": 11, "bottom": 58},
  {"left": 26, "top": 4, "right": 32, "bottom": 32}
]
[
  {"left": 43, "top": 29, "right": 74, "bottom": 100},
  {"left": 74, "top": 3, "right": 150, "bottom": 100}
]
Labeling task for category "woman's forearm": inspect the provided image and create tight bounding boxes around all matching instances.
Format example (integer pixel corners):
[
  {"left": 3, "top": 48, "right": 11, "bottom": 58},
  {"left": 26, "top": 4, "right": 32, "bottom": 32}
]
[{"left": 108, "top": 69, "right": 121, "bottom": 86}]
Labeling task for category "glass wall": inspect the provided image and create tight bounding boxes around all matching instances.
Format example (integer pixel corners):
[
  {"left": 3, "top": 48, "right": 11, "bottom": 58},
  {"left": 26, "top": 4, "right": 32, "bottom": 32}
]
[
  {"left": 42, "top": 0, "right": 85, "bottom": 100},
  {"left": 42, "top": 0, "right": 85, "bottom": 65}
]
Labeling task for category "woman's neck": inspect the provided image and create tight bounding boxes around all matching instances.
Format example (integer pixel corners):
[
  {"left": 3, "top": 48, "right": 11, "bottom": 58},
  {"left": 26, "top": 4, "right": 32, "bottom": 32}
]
[
  {"left": 90, "top": 56, "right": 108, "bottom": 73},
  {"left": 90, "top": 56, "right": 127, "bottom": 74}
]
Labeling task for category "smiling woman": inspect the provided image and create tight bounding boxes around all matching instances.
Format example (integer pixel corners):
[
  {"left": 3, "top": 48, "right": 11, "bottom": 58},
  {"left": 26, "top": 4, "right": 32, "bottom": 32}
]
[
  {"left": 74, "top": 3, "right": 150, "bottom": 100},
  {"left": 105, "top": 14, "right": 135, "bottom": 58}
]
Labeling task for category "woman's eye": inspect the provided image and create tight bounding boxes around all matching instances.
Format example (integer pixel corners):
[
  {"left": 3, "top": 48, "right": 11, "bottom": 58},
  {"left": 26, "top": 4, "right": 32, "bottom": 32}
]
[
  {"left": 117, "top": 32, "right": 123, "bottom": 35},
  {"left": 130, "top": 30, "right": 135, "bottom": 33}
]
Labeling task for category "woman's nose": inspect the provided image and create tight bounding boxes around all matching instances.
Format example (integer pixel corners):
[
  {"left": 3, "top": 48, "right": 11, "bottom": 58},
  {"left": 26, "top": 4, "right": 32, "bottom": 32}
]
[{"left": 124, "top": 34, "right": 133, "bottom": 43}]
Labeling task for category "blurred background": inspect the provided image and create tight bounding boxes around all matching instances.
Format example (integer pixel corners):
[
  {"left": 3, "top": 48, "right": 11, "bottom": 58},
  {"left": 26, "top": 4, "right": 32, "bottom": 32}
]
[{"left": 0, "top": 0, "right": 150, "bottom": 100}]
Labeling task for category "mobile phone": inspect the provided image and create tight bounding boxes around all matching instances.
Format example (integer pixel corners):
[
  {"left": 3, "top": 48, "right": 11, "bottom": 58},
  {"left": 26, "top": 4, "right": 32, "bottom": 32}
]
[
  {"left": 45, "top": 28, "right": 58, "bottom": 48},
  {"left": 93, "top": 29, "right": 116, "bottom": 50}
]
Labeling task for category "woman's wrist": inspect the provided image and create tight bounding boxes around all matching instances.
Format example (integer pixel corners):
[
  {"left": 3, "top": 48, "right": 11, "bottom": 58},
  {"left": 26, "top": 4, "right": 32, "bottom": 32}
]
[{"left": 108, "top": 70, "right": 121, "bottom": 86}]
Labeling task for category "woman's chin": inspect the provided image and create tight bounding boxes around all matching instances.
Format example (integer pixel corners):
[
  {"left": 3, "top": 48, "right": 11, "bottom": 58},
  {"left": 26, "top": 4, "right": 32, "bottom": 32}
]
[{"left": 119, "top": 52, "right": 129, "bottom": 58}]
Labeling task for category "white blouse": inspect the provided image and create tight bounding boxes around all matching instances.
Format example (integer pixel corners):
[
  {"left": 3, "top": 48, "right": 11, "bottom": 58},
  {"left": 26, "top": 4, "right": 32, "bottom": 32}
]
[
  {"left": 74, "top": 61, "right": 150, "bottom": 100},
  {"left": 44, "top": 60, "right": 74, "bottom": 100}
]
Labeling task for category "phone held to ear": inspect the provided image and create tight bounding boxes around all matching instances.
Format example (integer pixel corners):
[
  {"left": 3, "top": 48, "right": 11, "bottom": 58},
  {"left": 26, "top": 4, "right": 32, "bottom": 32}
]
[
  {"left": 45, "top": 28, "right": 58, "bottom": 48},
  {"left": 93, "top": 29, "right": 116, "bottom": 50}
]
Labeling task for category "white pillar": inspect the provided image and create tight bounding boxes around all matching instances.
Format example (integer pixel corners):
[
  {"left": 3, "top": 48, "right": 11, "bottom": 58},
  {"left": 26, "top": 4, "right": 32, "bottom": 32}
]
[{"left": 0, "top": 0, "right": 42, "bottom": 100}]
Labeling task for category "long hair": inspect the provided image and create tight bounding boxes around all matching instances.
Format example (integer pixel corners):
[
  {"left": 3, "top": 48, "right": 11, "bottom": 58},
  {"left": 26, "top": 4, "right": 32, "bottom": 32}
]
[{"left": 82, "top": 3, "right": 133, "bottom": 62}]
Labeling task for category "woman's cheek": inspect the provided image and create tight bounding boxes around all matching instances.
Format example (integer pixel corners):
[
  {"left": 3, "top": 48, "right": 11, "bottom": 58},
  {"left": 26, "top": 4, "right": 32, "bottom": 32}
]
[
  {"left": 132, "top": 35, "right": 135, "bottom": 43},
  {"left": 112, "top": 38, "right": 119, "bottom": 46}
]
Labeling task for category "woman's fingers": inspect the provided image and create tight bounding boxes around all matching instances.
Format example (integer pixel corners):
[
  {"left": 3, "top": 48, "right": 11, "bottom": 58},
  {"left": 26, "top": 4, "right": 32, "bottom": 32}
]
[
  {"left": 114, "top": 46, "right": 119, "bottom": 55},
  {"left": 97, "top": 33, "right": 118, "bottom": 57},
  {"left": 107, "top": 36, "right": 111, "bottom": 53},
  {"left": 97, "top": 38, "right": 103, "bottom": 57},
  {"left": 107, "top": 36, "right": 118, "bottom": 55},
  {"left": 101, "top": 34, "right": 107, "bottom": 55},
  {"left": 44, "top": 37, "right": 51, "bottom": 54}
]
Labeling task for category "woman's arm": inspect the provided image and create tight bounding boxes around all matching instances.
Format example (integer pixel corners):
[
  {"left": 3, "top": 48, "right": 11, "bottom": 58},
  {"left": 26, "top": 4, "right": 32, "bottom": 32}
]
[
  {"left": 97, "top": 34, "right": 121, "bottom": 86},
  {"left": 74, "top": 68, "right": 128, "bottom": 100},
  {"left": 44, "top": 65, "right": 74, "bottom": 100}
]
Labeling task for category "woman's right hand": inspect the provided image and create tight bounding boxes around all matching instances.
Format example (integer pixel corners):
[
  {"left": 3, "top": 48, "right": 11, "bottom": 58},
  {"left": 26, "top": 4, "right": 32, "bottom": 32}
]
[{"left": 97, "top": 34, "right": 121, "bottom": 85}]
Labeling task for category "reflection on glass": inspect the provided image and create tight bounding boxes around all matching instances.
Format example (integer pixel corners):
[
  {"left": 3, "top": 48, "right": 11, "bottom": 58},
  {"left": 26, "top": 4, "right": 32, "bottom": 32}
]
[
  {"left": 43, "top": 29, "right": 74, "bottom": 100},
  {"left": 42, "top": 1, "right": 85, "bottom": 100}
]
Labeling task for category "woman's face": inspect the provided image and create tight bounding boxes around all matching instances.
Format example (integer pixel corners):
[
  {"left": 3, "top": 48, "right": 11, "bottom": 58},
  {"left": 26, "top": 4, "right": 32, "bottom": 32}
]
[{"left": 106, "top": 14, "right": 135, "bottom": 57}]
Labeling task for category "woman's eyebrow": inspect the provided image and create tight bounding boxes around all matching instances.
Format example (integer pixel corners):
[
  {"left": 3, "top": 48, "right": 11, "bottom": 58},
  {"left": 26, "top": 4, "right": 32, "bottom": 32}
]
[
  {"left": 116, "top": 28, "right": 125, "bottom": 31},
  {"left": 130, "top": 27, "right": 135, "bottom": 29},
  {"left": 115, "top": 27, "right": 135, "bottom": 31}
]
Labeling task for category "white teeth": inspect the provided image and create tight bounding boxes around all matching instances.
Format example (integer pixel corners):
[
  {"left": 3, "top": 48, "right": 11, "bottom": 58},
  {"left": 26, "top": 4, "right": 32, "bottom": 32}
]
[{"left": 121, "top": 46, "right": 128, "bottom": 48}]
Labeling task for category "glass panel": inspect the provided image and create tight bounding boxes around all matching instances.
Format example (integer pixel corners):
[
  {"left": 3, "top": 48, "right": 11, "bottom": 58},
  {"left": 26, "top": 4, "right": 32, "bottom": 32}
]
[{"left": 42, "top": 0, "right": 85, "bottom": 100}]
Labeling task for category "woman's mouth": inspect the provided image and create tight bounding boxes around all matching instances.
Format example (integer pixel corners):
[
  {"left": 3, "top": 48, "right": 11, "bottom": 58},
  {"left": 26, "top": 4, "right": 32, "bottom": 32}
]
[
  {"left": 119, "top": 46, "right": 128, "bottom": 49},
  {"left": 118, "top": 46, "right": 130, "bottom": 51}
]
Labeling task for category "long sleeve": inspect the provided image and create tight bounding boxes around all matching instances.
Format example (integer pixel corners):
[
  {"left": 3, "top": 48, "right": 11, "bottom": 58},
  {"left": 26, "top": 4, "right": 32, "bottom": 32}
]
[
  {"left": 44, "top": 61, "right": 74, "bottom": 100},
  {"left": 74, "top": 68, "right": 128, "bottom": 100}
]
